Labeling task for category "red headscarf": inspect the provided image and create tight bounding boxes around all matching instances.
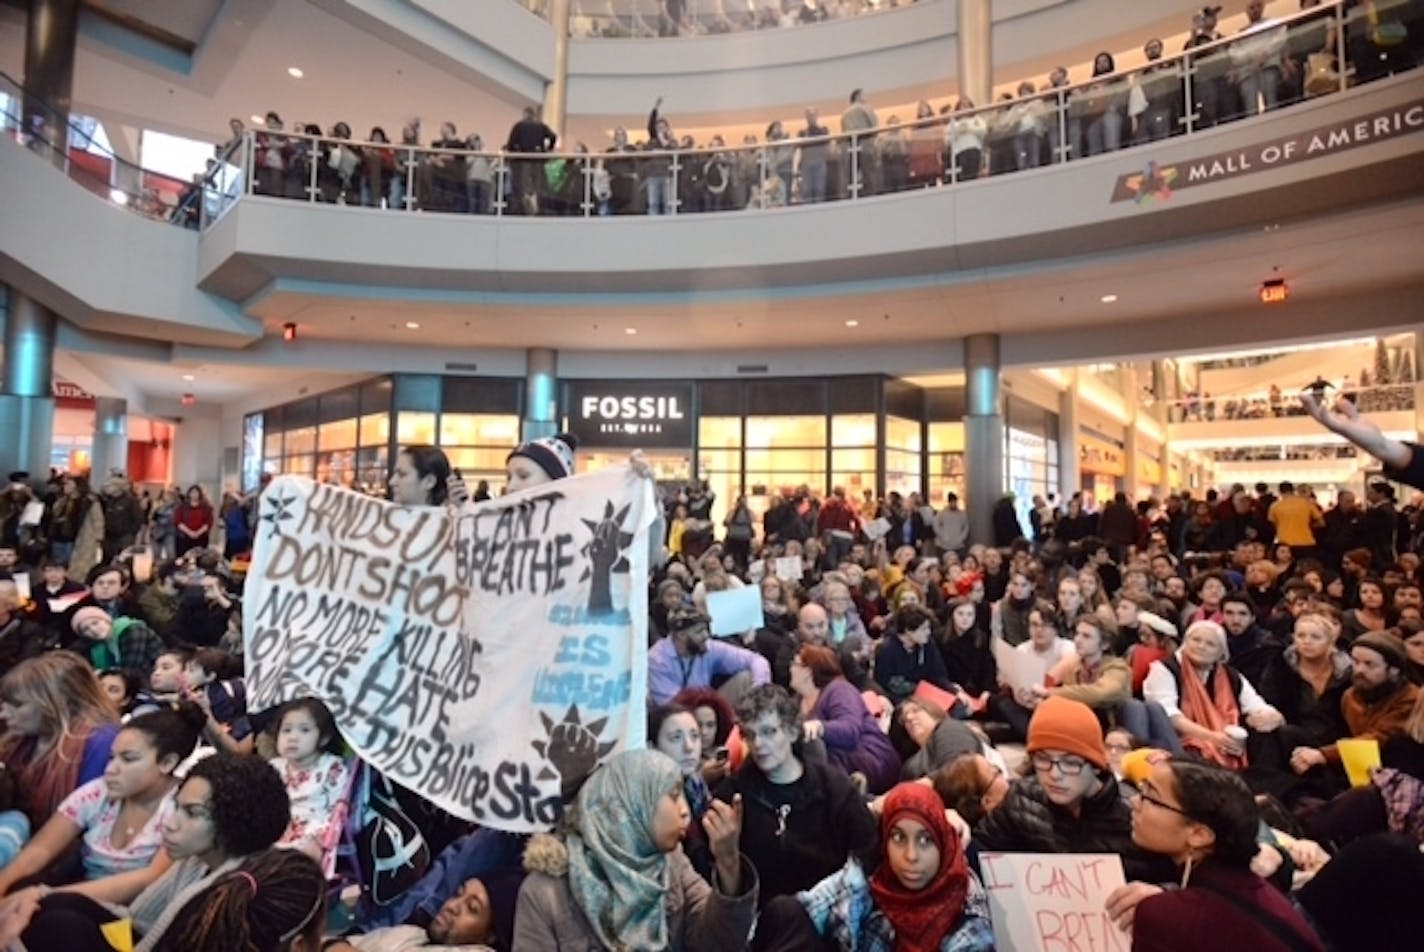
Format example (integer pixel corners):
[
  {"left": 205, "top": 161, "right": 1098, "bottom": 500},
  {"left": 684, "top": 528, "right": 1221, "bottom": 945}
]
[{"left": 868, "top": 782, "right": 970, "bottom": 952}]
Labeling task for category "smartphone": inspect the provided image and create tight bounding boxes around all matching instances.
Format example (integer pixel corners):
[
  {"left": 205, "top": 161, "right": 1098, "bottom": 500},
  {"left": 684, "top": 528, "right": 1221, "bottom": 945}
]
[{"left": 714, "top": 747, "right": 729, "bottom": 764}]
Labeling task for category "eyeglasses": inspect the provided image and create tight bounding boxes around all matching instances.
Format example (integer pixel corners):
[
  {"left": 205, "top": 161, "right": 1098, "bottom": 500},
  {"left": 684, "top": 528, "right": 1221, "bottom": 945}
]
[
  {"left": 1133, "top": 787, "right": 1193, "bottom": 818},
  {"left": 1031, "top": 753, "right": 1088, "bottom": 776}
]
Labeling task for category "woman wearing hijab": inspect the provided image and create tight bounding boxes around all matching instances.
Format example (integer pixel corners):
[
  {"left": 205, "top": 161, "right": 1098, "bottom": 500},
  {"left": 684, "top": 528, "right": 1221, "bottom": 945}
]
[
  {"left": 513, "top": 748, "right": 756, "bottom": 950},
  {"left": 762, "top": 781, "right": 995, "bottom": 951}
]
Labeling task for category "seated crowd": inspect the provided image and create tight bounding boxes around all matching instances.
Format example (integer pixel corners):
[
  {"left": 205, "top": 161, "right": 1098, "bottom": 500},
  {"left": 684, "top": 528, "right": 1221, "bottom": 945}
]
[{"left": 0, "top": 424, "right": 1422, "bottom": 949}]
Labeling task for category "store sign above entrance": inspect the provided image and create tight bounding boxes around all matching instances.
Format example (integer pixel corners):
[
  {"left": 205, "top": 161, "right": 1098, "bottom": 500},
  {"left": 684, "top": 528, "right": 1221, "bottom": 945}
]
[
  {"left": 1109, "top": 100, "right": 1423, "bottom": 204},
  {"left": 567, "top": 382, "right": 694, "bottom": 448}
]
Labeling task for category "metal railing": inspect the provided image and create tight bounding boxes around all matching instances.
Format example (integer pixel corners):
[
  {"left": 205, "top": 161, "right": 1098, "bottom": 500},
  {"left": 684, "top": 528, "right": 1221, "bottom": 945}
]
[
  {"left": 5, "top": 0, "right": 1417, "bottom": 230},
  {"left": 199, "top": 0, "right": 1418, "bottom": 226},
  {"left": 1166, "top": 383, "right": 1418, "bottom": 423},
  {"left": 514, "top": 0, "right": 936, "bottom": 38}
]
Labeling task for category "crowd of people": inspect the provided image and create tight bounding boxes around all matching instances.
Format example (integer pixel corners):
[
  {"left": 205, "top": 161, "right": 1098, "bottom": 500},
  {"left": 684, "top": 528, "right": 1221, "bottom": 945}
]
[
  {"left": 561, "top": 0, "right": 924, "bottom": 38},
  {"left": 215, "top": 1, "right": 1416, "bottom": 217},
  {"left": 0, "top": 396, "right": 1420, "bottom": 949}
]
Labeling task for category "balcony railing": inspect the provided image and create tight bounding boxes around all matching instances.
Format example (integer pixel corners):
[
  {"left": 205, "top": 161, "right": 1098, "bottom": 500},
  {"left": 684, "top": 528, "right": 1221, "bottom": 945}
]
[
  {"left": 514, "top": 0, "right": 937, "bottom": 38},
  {"left": 199, "top": 0, "right": 1418, "bottom": 225},
  {"left": 3, "top": 0, "right": 1417, "bottom": 230},
  {"left": 1166, "top": 383, "right": 1417, "bottom": 423}
]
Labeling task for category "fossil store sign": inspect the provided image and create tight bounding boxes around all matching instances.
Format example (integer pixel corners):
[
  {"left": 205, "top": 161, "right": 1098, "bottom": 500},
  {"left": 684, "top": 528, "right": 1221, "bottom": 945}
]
[{"left": 567, "top": 382, "right": 694, "bottom": 448}]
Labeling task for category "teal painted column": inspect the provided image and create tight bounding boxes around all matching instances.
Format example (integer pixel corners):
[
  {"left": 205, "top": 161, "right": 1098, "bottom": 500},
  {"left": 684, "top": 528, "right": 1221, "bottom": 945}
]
[
  {"left": 964, "top": 333, "right": 1004, "bottom": 545},
  {"left": 523, "top": 347, "right": 558, "bottom": 442},
  {"left": 0, "top": 286, "right": 58, "bottom": 482},
  {"left": 91, "top": 396, "right": 129, "bottom": 479}
]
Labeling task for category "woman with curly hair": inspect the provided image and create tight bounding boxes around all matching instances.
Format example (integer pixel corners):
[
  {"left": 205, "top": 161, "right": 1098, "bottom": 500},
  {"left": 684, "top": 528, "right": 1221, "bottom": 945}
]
[
  {"left": 151, "top": 848, "right": 326, "bottom": 952},
  {"left": 6, "top": 753, "right": 291, "bottom": 950},
  {"left": 0, "top": 653, "right": 119, "bottom": 828}
]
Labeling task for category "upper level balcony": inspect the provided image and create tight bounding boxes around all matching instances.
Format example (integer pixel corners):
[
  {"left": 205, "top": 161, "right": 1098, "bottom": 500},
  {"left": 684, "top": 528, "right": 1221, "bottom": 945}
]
[{"left": 1, "top": 1, "right": 1421, "bottom": 366}]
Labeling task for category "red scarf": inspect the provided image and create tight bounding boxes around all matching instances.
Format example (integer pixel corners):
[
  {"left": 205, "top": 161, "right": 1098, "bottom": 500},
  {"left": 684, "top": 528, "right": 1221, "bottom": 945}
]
[
  {"left": 868, "top": 783, "right": 970, "bottom": 952},
  {"left": 1179, "top": 660, "right": 1246, "bottom": 769}
]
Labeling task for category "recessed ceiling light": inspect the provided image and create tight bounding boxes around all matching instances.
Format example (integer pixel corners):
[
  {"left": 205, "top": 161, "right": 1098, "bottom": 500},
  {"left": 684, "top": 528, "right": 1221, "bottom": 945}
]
[
  {"left": 287, "top": 66, "right": 304, "bottom": 78},
  {"left": 249, "top": 113, "right": 263, "bottom": 124},
  {"left": 845, "top": 319, "right": 859, "bottom": 327},
  {"left": 181, "top": 374, "right": 195, "bottom": 381},
  {"left": 1100, "top": 294, "right": 1118, "bottom": 303},
  {"left": 625, "top": 327, "right": 637, "bottom": 335},
  {"left": 405, "top": 321, "right": 421, "bottom": 329}
]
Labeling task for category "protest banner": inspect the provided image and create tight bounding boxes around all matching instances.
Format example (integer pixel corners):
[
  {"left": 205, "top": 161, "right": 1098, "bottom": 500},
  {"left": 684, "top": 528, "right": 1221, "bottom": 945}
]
[
  {"left": 243, "top": 467, "right": 655, "bottom": 833},
  {"left": 979, "top": 852, "right": 1128, "bottom": 952}
]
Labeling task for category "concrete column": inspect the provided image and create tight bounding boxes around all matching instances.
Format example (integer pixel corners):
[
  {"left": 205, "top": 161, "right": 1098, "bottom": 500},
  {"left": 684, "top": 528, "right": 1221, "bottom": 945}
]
[
  {"left": 1122, "top": 365, "right": 1141, "bottom": 500},
  {"left": 957, "top": 0, "right": 992, "bottom": 108},
  {"left": 1058, "top": 369, "right": 1080, "bottom": 502},
  {"left": 523, "top": 347, "right": 558, "bottom": 442},
  {"left": 964, "top": 333, "right": 1003, "bottom": 546},
  {"left": 105, "top": 122, "right": 143, "bottom": 198},
  {"left": 23, "top": 0, "right": 81, "bottom": 166},
  {"left": 90, "top": 397, "right": 128, "bottom": 479},
  {"left": 0, "top": 287, "right": 57, "bottom": 482},
  {"left": 543, "top": 0, "right": 572, "bottom": 142},
  {"left": 1414, "top": 330, "right": 1423, "bottom": 437}
]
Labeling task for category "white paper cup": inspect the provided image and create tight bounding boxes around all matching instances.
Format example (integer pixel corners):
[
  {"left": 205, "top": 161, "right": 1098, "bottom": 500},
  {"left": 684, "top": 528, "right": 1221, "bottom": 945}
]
[{"left": 1224, "top": 725, "right": 1248, "bottom": 744}]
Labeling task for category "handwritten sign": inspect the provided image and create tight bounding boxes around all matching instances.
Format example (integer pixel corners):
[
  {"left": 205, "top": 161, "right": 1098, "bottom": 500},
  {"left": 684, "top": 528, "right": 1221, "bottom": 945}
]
[
  {"left": 707, "top": 585, "right": 764, "bottom": 637},
  {"left": 244, "top": 468, "right": 655, "bottom": 833},
  {"left": 863, "top": 517, "right": 892, "bottom": 541},
  {"left": 980, "top": 852, "right": 1127, "bottom": 952},
  {"left": 774, "top": 556, "right": 803, "bottom": 582},
  {"left": 992, "top": 636, "right": 1033, "bottom": 694}
]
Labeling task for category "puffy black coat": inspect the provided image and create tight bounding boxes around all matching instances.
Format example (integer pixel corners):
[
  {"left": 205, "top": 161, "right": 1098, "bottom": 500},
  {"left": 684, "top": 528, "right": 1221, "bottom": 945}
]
[{"left": 975, "top": 773, "right": 1176, "bottom": 883}]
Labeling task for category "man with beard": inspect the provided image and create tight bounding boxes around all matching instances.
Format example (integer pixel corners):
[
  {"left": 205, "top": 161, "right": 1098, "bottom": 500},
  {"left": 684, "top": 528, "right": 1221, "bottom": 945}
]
[
  {"left": 1288, "top": 631, "right": 1420, "bottom": 779},
  {"left": 1220, "top": 591, "right": 1280, "bottom": 684},
  {"left": 647, "top": 605, "right": 769, "bottom": 705},
  {"left": 330, "top": 868, "right": 526, "bottom": 951}
]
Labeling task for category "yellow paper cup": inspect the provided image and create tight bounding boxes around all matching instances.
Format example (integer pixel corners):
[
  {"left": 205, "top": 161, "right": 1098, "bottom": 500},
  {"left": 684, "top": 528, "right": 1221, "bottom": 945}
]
[{"left": 1336, "top": 738, "right": 1381, "bottom": 788}]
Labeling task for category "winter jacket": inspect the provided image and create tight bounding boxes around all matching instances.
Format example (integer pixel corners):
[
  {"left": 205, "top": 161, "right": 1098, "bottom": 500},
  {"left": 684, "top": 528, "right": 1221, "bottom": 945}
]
[
  {"left": 810, "top": 678, "right": 901, "bottom": 795},
  {"left": 875, "top": 635, "right": 955, "bottom": 705},
  {"left": 1132, "top": 860, "right": 1324, "bottom": 952},
  {"left": 1323, "top": 681, "right": 1422, "bottom": 764},
  {"left": 1255, "top": 647, "right": 1352, "bottom": 749},
  {"left": 716, "top": 758, "right": 878, "bottom": 908},
  {"left": 1051, "top": 655, "right": 1132, "bottom": 711},
  {"left": 513, "top": 833, "right": 758, "bottom": 951},
  {"left": 974, "top": 774, "right": 1176, "bottom": 883}
]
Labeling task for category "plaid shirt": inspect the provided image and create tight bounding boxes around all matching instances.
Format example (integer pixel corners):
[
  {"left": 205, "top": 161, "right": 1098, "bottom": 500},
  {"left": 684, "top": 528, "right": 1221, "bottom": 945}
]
[{"left": 797, "top": 858, "right": 996, "bottom": 952}]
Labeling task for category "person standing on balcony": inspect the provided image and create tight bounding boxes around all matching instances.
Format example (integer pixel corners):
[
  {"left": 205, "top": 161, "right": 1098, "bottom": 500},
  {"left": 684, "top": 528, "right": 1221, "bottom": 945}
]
[
  {"left": 504, "top": 106, "right": 557, "bottom": 216},
  {"left": 1184, "top": 6, "right": 1227, "bottom": 128},
  {"left": 1230, "top": 0, "right": 1291, "bottom": 119},
  {"left": 644, "top": 98, "right": 677, "bottom": 214},
  {"left": 797, "top": 107, "right": 830, "bottom": 203},
  {"left": 840, "top": 88, "right": 878, "bottom": 196}
]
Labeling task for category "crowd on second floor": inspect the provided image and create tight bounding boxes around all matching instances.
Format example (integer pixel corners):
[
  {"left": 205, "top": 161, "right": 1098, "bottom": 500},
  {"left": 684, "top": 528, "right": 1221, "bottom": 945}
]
[{"left": 208, "top": 1, "right": 1418, "bottom": 218}]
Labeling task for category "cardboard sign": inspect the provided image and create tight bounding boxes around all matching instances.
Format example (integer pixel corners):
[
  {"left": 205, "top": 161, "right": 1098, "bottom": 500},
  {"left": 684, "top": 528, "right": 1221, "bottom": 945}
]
[
  {"left": 707, "top": 585, "right": 764, "bottom": 636},
  {"left": 980, "top": 852, "right": 1128, "bottom": 952},
  {"left": 244, "top": 468, "right": 655, "bottom": 833},
  {"left": 774, "top": 556, "right": 803, "bottom": 582},
  {"left": 992, "top": 636, "right": 1033, "bottom": 693},
  {"left": 863, "top": 517, "right": 892, "bottom": 541}
]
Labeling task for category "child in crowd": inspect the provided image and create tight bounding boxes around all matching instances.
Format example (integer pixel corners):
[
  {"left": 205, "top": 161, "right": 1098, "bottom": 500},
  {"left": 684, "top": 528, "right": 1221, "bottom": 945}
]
[
  {"left": 184, "top": 647, "right": 250, "bottom": 743},
  {"left": 148, "top": 648, "right": 190, "bottom": 699},
  {"left": 97, "top": 668, "right": 162, "bottom": 719},
  {"left": 268, "top": 698, "right": 349, "bottom": 875}
]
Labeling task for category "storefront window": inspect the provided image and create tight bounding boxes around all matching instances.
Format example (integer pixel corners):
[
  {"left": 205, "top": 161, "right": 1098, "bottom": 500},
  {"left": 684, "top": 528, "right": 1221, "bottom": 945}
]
[
  {"left": 357, "top": 447, "right": 389, "bottom": 495},
  {"left": 358, "top": 412, "right": 389, "bottom": 447},
  {"left": 396, "top": 412, "right": 437, "bottom": 445},
  {"left": 928, "top": 422, "right": 965, "bottom": 506},
  {"left": 830, "top": 414, "right": 874, "bottom": 500},
  {"left": 285, "top": 426, "right": 316, "bottom": 455},
  {"left": 885, "top": 416, "right": 922, "bottom": 498},
  {"left": 439, "top": 413, "right": 520, "bottom": 446},
  {"left": 317, "top": 418, "right": 358, "bottom": 452},
  {"left": 1007, "top": 428, "right": 1053, "bottom": 530},
  {"left": 698, "top": 417, "right": 742, "bottom": 525}
]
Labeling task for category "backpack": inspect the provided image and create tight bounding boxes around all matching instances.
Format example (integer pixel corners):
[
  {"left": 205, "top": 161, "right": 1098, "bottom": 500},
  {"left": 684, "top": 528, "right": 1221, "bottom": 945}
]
[{"left": 343, "top": 763, "right": 432, "bottom": 912}]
